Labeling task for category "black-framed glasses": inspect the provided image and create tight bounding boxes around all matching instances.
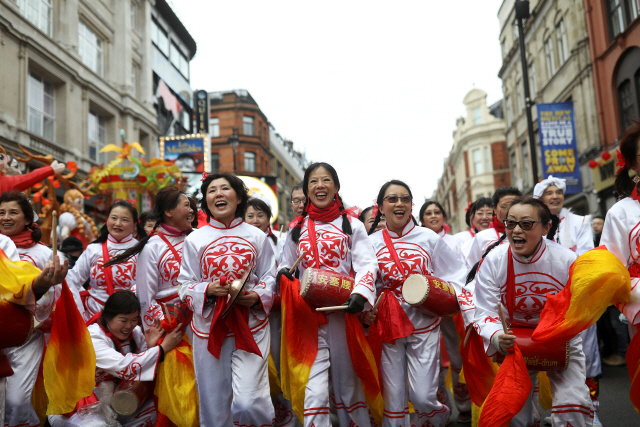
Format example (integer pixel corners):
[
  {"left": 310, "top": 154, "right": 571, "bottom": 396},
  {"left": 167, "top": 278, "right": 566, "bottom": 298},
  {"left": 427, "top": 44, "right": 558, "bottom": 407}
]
[
  {"left": 503, "top": 219, "right": 543, "bottom": 230},
  {"left": 291, "top": 198, "right": 305, "bottom": 205},
  {"left": 383, "top": 195, "right": 412, "bottom": 204}
]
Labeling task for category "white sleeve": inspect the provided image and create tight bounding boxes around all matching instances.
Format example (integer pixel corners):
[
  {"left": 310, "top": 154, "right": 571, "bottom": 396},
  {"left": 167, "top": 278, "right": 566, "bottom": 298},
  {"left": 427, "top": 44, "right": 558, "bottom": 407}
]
[
  {"left": 279, "top": 230, "right": 297, "bottom": 272},
  {"left": 350, "top": 220, "right": 378, "bottom": 308},
  {"left": 472, "top": 256, "right": 504, "bottom": 356},
  {"left": 432, "top": 237, "right": 467, "bottom": 298},
  {"left": 576, "top": 216, "right": 595, "bottom": 256},
  {"left": 178, "top": 236, "right": 213, "bottom": 318},
  {"left": 92, "top": 327, "right": 160, "bottom": 381},
  {"left": 65, "top": 247, "right": 94, "bottom": 291},
  {"left": 251, "top": 236, "right": 276, "bottom": 315},
  {"left": 136, "top": 244, "right": 162, "bottom": 328},
  {"left": 0, "top": 238, "right": 20, "bottom": 261},
  {"left": 601, "top": 208, "right": 630, "bottom": 266},
  {"left": 466, "top": 237, "right": 483, "bottom": 270}
]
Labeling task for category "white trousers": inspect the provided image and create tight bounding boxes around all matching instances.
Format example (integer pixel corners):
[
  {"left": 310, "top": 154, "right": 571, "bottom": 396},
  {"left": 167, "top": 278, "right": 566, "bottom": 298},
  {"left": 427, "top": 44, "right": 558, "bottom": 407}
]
[
  {"left": 48, "top": 398, "right": 156, "bottom": 427},
  {"left": 304, "top": 314, "right": 371, "bottom": 427},
  {"left": 4, "top": 331, "right": 43, "bottom": 427},
  {"left": 192, "top": 325, "right": 275, "bottom": 427},
  {"left": 510, "top": 335, "right": 594, "bottom": 427},
  {"left": 579, "top": 325, "right": 601, "bottom": 378},
  {"left": 270, "top": 312, "right": 296, "bottom": 427},
  {"left": 438, "top": 317, "right": 471, "bottom": 413},
  {"left": 381, "top": 326, "right": 450, "bottom": 427}
]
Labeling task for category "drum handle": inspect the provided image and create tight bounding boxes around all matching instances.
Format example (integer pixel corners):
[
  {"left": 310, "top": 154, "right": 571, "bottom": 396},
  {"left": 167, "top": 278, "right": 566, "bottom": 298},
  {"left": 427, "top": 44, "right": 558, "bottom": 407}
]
[
  {"left": 497, "top": 302, "right": 509, "bottom": 334},
  {"left": 289, "top": 251, "right": 306, "bottom": 275},
  {"left": 371, "top": 292, "right": 384, "bottom": 313},
  {"left": 316, "top": 305, "right": 349, "bottom": 312},
  {"left": 162, "top": 303, "right": 172, "bottom": 324}
]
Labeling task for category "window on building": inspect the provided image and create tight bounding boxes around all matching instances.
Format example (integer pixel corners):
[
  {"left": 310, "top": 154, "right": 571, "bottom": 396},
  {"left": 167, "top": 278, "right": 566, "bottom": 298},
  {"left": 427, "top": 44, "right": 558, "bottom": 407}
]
[
  {"left": 484, "top": 146, "right": 490, "bottom": 172},
  {"left": 130, "top": 2, "right": 137, "bottom": 29},
  {"left": 179, "top": 109, "right": 190, "bottom": 131},
  {"left": 522, "top": 141, "right": 531, "bottom": 188},
  {"left": 516, "top": 79, "right": 524, "bottom": 113},
  {"left": 607, "top": 0, "right": 640, "bottom": 40},
  {"left": 244, "top": 152, "right": 256, "bottom": 172},
  {"left": 528, "top": 62, "right": 538, "bottom": 97},
  {"left": 78, "top": 22, "right": 103, "bottom": 76},
  {"left": 544, "top": 36, "right": 556, "bottom": 78},
  {"left": 170, "top": 43, "right": 181, "bottom": 69},
  {"left": 615, "top": 47, "right": 640, "bottom": 132},
  {"left": 27, "top": 72, "right": 54, "bottom": 140},
  {"left": 243, "top": 116, "right": 254, "bottom": 136},
  {"left": 179, "top": 53, "right": 189, "bottom": 78},
  {"left": 472, "top": 108, "right": 482, "bottom": 125},
  {"left": 472, "top": 149, "right": 483, "bottom": 174},
  {"left": 88, "top": 110, "right": 106, "bottom": 164},
  {"left": 18, "top": 0, "right": 52, "bottom": 36},
  {"left": 151, "top": 20, "right": 169, "bottom": 56},
  {"left": 556, "top": 20, "right": 570, "bottom": 64},
  {"left": 210, "top": 118, "right": 219, "bottom": 137},
  {"left": 211, "top": 153, "right": 219, "bottom": 172}
]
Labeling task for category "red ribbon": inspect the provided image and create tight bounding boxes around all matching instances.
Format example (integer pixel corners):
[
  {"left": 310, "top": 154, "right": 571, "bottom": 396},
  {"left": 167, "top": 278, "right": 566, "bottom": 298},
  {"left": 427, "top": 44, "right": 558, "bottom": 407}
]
[
  {"left": 101, "top": 240, "right": 115, "bottom": 296},
  {"left": 491, "top": 215, "right": 506, "bottom": 233}
]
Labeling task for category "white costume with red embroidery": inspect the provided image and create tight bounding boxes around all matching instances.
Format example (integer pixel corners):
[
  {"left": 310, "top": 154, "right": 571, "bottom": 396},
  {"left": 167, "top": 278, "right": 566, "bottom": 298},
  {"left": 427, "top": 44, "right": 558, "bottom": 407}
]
[
  {"left": 65, "top": 234, "right": 138, "bottom": 320},
  {"left": 369, "top": 221, "right": 465, "bottom": 427},
  {"left": 5, "top": 243, "right": 74, "bottom": 427},
  {"left": 179, "top": 217, "right": 276, "bottom": 427},
  {"left": 136, "top": 227, "right": 186, "bottom": 328},
  {"left": 465, "top": 228, "right": 505, "bottom": 270},
  {"left": 454, "top": 228, "right": 475, "bottom": 246},
  {"left": 280, "top": 216, "right": 377, "bottom": 427},
  {"left": 435, "top": 228, "right": 471, "bottom": 418},
  {"left": 49, "top": 323, "right": 159, "bottom": 427},
  {"left": 599, "top": 197, "right": 640, "bottom": 326},
  {"left": 473, "top": 239, "right": 594, "bottom": 427}
]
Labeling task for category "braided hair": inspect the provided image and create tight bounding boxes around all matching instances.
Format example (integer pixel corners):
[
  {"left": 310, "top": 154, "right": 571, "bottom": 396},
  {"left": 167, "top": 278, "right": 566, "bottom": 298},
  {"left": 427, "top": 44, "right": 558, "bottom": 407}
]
[
  {"left": 291, "top": 162, "right": 351, "bottom": 244},
  {"left": 367, "top": 180, "right": 418, "bottom": 236},
  {"left": 614, "top": 123, "right": 640, "bottom": 198}
]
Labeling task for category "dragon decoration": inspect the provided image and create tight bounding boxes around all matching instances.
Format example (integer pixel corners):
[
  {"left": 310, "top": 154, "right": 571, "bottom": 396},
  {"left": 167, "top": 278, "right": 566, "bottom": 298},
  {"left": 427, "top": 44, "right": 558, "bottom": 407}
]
[{"left": 86, "top": 128, "right": 185, "bottom": 206}]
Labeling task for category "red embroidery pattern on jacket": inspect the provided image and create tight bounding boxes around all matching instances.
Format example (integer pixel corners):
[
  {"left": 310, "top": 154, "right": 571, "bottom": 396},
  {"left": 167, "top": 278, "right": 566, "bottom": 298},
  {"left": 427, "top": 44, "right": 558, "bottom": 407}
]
[
  {"left": 458, "top": 287, "right": 474, "bottom": 308},
  {"left": 143, "top": 303, "right": 163, "bottom": 326},
  {"left": 115, "top": 362, "right": 142, "bottom": 380},
  {"left": 501, "top": 272, "right": 563, "bottom": 322},
  {"left": 201, "top": 237, "right": 257, "bottom": 281},
  {"left": 299, "top": 227, "right": 348, "bottom": 269},
  {"left": 94, "top": 369, "right": 114, "bottom": 383},
  {"left": 92, "top": 252, "right": 137, "bottom": 290},
  {"left": 356, "top": 271, "right": 375, "bottom": 292},
  {"left": 376, "top": 242, "right": 432, "bottom": 288},
  {"left": 159, "top": 244, "right": 183, "bottom": 287}
]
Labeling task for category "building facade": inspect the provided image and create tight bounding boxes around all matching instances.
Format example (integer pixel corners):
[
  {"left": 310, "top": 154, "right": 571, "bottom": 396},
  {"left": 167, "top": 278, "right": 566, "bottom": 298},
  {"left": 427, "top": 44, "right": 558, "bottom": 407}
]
[
  {"left": 270, "top": 126, "right": 306, "bottom": 226},
  {"left": 498, "top": 0, "right": 601, "bottom": 215},
  {"left": 583, "top": 0, "right": 640, "bottom": 212},
  {"left": 0, "top": 0, "right": 195, "bottom": 190},
  {"left": 434, "top": 89, "right": 509, "bottom": 233}
]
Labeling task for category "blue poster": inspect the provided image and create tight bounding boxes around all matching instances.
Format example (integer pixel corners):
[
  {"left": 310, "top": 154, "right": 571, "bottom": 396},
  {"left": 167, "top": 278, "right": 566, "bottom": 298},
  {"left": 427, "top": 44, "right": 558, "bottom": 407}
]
[{"left": 537, "top": 102, "right": 582, "bottom": 194}]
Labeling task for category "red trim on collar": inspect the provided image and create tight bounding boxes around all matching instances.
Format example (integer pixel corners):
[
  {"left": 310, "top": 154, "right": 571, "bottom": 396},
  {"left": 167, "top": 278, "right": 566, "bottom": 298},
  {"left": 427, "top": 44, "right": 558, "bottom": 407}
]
[
  {"left": 386, "top": 220, "right": 415, "bottom": 238},
  {"left": 511, "top": 238, "right": 546, "bottom": 264},
  {"left": 107, "top": 233, "right": 134, "bottom": 244},
  {"left": 208, "top": 217, "right": 243, "bottom": 229}
]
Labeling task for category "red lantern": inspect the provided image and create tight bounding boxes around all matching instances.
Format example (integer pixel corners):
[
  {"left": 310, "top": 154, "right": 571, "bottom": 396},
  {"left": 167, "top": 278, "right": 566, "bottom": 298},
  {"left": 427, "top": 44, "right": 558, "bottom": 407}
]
[
  {"left": 601, "top": 152, "right": 612, "bottom": 161},
  {"left": 588, "top": 160, "right": 598, "bottom": 169}
]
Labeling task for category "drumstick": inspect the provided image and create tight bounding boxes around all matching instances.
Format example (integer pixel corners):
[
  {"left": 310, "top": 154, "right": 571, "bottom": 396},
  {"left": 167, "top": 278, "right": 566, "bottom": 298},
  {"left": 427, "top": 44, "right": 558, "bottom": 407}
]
[
  {"left": 371, "top": 292, "right": 384, "bottom": 313},
  {"left": 162, "top": 303, "right": 172, "bottom": 324},
  {"left": 279, "top": 224, "right": 284, "bottom": 238},
  {"left": 463, "top": 326, "right": 472, "bottom": 347},
  {"left": 497, "top": 302, "right": 509, "bottom": 334},
  {"left": 289, "top": 251, "right": 306, "bottom": 275},
  {"left": 316, "top": 305, "right": 350, "bottom": 312},
  {"left": 51, "top": 211, "right": 57, "bottom": 261}
]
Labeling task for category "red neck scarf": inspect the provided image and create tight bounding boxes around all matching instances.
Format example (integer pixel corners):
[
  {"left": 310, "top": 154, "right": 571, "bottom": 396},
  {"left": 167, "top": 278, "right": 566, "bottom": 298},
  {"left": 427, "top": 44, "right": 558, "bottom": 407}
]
[
  {"left": 292, "top": 194, "right": 344, "bottom": 228},
  {"left": 491, "top": 215, "right": 505, "bottom": 234},
  {"left": 9, "top": 225, "right": 39, "bottom": 249}
]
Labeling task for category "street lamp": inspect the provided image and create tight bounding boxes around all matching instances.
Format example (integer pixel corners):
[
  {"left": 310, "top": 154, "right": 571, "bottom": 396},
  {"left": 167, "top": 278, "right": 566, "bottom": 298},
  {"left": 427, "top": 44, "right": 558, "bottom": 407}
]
[
  {"left": 228, "top": 130, "right": 239, "bottom": 173},
  {"left": 515, "top": 0, "right": 539, "bottom": 188}
]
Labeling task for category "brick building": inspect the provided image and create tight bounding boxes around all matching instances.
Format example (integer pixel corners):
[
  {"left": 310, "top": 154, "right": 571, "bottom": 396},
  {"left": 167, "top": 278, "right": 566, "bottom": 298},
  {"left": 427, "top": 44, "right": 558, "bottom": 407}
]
[
  {"left": 583, "top": 0, "right": 640, "bottom": 212},
  {"left": 434, "top": 89, "right": 510, "bottom": 233}
]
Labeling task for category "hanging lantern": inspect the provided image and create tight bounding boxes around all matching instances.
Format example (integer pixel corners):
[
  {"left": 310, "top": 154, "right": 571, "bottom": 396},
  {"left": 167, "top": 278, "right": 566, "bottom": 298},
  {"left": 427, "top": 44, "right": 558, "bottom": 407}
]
[
  {"left": 601, "top": 152, "right": 612, "bottom": 161},
  {"left": 588, "top": 160, "right": 598, "bottom": 169}
]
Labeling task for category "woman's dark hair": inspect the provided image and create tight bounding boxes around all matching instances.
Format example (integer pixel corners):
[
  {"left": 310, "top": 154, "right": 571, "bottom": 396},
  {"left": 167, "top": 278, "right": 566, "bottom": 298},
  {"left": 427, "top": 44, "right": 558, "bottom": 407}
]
[
  {"left": 139, "top": 211, "right": 157, "bottom": 227},
  {"left": 246, "top": 197, "right": 276, "bottom": 245},
  {"left": 104, "top": 187, "right": 190, "bottom": 267},
  {"left": 419, "top": 200, "right": 446, "bottom": 225},
  {"left": 93, "top": 200, "right": 144, "bottom": 245},
  {"left": 465, "top": 202, "right": 474, "bottom": 227},
  {"left": 368, "top": 180, "right": 418, "bottom": 235},
  {"left": 188, "top": 196, "right": 199, "bottom": 228},
  {"left": 614, "top": 123, "right": 640, "bottom": 198},
  {"left": 0, "top": 191, "right": 41, "bottom": 242},
  {"left": 291, "top": 162, "right": 352, "bottom": 243},
  {"left": 492, "top": 186, "right": 522, "bottom": 207},
  {"left": 506, "top": 196, "right": 559, "bottom": 241},
  {"left": 200, "top": 173, "right": 249, "bottom": 221},
  {"left": 100, "top": 290, "right": 140, "bottom": 328},
  {"left": 358, "top": 206, "right": 373, "bottom": 223},
  {"left": 469, "top": 197, "right": 494, "bottom": 230}
]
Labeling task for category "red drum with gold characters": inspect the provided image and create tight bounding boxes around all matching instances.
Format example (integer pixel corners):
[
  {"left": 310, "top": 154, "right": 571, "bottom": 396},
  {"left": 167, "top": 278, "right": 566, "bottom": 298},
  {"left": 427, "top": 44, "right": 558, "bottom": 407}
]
[
  {"left": 300, "top": 268, "right": 354, "bottom": 308},
  {"left": 111, "top": 380, "right": 154, "bottom": 416},
  {"left": 0, "top": 300, "right": 35, "bottom": 349},
  {"left": 494, "top": 327, "right": 569, "bottom": 371},
  {"left": 401, "top": 274, "right": 460, "bottom": 317}
]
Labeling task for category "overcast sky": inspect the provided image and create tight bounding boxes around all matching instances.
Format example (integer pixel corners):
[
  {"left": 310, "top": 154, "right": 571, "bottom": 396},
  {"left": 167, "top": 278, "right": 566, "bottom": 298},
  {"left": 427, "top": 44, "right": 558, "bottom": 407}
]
[{"left": 172, "top": 0, "right": 505, "bottom": 213}]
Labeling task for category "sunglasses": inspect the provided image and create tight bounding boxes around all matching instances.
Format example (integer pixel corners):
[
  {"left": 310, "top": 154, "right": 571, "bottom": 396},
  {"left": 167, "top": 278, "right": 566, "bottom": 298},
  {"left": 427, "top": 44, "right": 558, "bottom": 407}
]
[
  {"left": 383, "top": 195, "right": 412, "bottom": 204},
  {"left": 503, "top": 219, "right": 543, "bottom": 230}
]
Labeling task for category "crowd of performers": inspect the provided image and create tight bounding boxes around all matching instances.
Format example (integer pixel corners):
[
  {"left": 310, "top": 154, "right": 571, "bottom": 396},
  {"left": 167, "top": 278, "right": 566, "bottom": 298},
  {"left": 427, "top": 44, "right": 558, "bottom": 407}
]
[{"left": 3, "top": 125, "right": 640, "bottom": 427}]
